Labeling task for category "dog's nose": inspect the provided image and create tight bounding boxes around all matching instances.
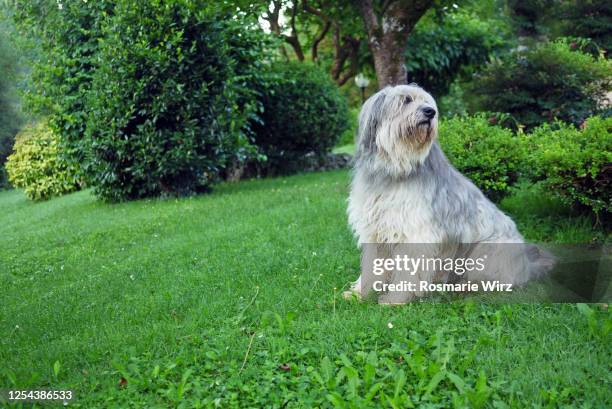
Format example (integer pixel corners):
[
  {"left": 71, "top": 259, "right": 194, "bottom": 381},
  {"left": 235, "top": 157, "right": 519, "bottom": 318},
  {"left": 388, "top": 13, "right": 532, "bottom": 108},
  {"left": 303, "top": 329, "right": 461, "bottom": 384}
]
[{"left": 421, "top": 107, "right": 436, "bottom": 119}]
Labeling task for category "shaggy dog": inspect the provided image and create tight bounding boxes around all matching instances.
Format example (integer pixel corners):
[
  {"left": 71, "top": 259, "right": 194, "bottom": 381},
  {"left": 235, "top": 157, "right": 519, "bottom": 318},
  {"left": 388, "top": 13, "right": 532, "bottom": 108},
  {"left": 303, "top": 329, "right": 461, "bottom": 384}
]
[{"left": 346, "top": 84, "right": 553, "bottom": 304}]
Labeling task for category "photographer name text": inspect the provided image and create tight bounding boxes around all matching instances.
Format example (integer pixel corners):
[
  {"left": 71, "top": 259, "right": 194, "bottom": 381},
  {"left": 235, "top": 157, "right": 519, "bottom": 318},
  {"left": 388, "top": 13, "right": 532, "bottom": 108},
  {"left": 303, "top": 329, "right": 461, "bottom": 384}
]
[{"left": 372, "top": 280, "right": 513, "bottom": 293}]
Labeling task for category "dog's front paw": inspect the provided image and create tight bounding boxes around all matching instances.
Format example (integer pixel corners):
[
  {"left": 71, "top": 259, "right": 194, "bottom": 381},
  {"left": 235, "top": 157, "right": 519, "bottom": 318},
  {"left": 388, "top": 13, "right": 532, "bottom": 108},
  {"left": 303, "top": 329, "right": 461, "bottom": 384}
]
[
  {"left": 342, "top": 277, "right": 365, "bottom": 301},
  {"left": 342, "top": 288, "right": 363, "bottom": 301}
]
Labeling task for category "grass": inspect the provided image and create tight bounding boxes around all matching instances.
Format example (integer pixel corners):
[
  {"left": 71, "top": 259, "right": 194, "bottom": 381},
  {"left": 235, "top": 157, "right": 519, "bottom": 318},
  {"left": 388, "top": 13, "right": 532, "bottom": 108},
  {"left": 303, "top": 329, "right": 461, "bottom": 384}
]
[
  {"left": 0, "top": 170, "right": 610, "bottom": 408},
  {"left": 332, "top": 144, "right": 356, "bottom": 156}
]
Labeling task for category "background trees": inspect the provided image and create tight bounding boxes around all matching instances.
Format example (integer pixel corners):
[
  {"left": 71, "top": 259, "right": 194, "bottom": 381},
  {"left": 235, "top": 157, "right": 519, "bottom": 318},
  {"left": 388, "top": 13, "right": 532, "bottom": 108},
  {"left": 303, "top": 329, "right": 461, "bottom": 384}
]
[
  {"left": 1, "top": 0, "right": 610, "bottom": 213},
  {"left": 254, "top": 0, "right": 367, "bottom": 86},
  {"left": 251, "top": 0, "right": 444, "bottom": 87},
  {"left": 358, "top": 0, "right": 434, "bottom": 87},
  {"left": 8, "top": 0, "right": 352, "bottom": 200},
  {"left": 11, "top": 1, "right": 262, "bottom": 200},
  {"left": 473, "top": 40, "right": 611, "bottom": 130},
  {"left": 247, "top": 0, "right": 512, "bottom": 95},
  {"left": 0, "top": 15, "right": 25, "bottom": 188},
  {"left": 404, "top": 8, "right": 509, "bottom": 97}
]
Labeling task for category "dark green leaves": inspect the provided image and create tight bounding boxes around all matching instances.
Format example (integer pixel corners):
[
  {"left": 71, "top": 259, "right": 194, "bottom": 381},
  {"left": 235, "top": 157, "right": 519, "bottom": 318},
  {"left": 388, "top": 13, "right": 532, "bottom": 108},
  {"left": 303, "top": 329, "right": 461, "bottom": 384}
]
[{"left": 252, "top": 62, "right": 350, "bottom": 175}]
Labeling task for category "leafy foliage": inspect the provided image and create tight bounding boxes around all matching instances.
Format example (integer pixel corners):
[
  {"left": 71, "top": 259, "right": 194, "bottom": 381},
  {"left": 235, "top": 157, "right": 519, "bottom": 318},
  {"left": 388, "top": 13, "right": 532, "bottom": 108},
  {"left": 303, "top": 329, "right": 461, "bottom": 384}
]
[
  {"left": 506, "top": 0, "right": 555, "bottom": 36},
  {"left": 506, "top": 0, "right": 612, "bottom": 54},
  {"left": 525, "top": 116, "right": 612, "bottom": 216},
  {"left": 11, "top": 0, "right": 113, "bottom": 173},
  {"left": 12, "top": 0, "right": 271, "bottom": 201},
  {"left": 556, "top": 0, "right": 612, "bottom": 55},
  {"left": 5, "top": 122, "right": 79, "bottom": 200},
  {"left": 0, "top": 13, "right": 26, "bottom": 188},
  {"left": 252, "top": 62, "right": 349, "bottom": 173},
  {"left": 439, "top": 115, "right": 525, "bottom": 200},
  {"left": 86, "top": 329, "right": 499, "bottom": 408},
  {"left": 405, "top": 9, "right": 509, "bottom": 97},
  {"left": 85, "top": 1, "right": 267, "bottom": 201},
  {"left": 238, "top": 1, "right": 469, "bottom": 88},
  {"left": 337, "top": 107, "right": 359, "bottom": 147},
  {"left": 472, "top": 40, "right": 611, "bottom": 130}
]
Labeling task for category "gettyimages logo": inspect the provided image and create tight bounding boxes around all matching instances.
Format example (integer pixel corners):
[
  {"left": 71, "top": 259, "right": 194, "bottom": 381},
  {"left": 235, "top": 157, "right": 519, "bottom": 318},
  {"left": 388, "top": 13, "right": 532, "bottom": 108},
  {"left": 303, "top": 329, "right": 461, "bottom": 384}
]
[{"left": 372, "top": 254, "right": 487, "bottom": 276}]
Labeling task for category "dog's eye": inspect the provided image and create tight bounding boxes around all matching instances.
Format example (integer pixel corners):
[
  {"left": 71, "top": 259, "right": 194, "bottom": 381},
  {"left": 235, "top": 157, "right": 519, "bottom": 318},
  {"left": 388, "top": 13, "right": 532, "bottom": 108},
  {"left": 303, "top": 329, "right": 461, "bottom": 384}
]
[{"left": 404, "top": 96, "right": 412, "bottom": 104}]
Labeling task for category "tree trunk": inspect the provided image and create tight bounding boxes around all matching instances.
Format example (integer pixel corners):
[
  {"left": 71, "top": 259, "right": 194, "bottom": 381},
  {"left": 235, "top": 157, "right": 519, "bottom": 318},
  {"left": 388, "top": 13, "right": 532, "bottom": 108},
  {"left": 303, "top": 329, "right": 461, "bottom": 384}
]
[
  {"left": 371, "top": 37, "right": 409, "bottom": 88},
  {"left": 358, "top": 0, "right": 433, "bottom": 88}
]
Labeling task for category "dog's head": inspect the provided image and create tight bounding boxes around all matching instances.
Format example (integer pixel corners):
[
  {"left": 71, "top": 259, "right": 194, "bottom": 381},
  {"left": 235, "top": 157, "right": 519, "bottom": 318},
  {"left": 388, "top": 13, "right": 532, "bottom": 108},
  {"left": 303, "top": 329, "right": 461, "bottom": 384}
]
[{"left": 356, "top": 84, "right": 438, "bottom": 175}]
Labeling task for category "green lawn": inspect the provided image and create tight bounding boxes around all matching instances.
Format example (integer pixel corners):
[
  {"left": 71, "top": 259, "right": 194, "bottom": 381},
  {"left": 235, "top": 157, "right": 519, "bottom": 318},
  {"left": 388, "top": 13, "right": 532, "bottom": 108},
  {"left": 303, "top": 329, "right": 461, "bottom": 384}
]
[
  {"left": 1, "top": 170, "right": 610, "bottom": 408},
  {"left": 332, "top": 144, "right": 356, "bottom": 156}
]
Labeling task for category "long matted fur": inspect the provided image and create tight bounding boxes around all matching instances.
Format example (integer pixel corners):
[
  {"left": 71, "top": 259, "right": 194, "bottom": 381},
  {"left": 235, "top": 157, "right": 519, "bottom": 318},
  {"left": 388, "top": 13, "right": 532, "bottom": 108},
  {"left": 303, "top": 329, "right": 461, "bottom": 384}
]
[{"left": 346, "top": 84, "right": 552, "bottom": 303}]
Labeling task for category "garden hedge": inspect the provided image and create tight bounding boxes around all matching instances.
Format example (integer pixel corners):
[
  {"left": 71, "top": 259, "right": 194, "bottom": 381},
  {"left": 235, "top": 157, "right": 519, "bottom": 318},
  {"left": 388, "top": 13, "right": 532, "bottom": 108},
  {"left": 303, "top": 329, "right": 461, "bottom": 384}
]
[
  {"left": 439, "top": 115, "right": 525, "bottom": 200},
  {"left": 525, "top": 116, "right": 611, "bottom": 217}
]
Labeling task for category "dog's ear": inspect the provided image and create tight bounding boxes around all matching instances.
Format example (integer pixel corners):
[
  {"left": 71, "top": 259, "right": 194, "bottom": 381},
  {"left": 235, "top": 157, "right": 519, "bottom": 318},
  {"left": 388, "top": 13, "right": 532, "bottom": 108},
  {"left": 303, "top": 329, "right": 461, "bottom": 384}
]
[{"left": 357, "top": 91, "right": 386, "bottom": 154}]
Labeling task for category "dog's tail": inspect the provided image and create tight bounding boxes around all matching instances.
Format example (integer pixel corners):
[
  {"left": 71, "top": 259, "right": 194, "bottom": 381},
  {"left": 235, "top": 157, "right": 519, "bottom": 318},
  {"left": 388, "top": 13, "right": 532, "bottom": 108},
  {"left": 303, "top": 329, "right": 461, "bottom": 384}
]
[{"left": 526, "top": 244, "right": 556, "bottom": 279}]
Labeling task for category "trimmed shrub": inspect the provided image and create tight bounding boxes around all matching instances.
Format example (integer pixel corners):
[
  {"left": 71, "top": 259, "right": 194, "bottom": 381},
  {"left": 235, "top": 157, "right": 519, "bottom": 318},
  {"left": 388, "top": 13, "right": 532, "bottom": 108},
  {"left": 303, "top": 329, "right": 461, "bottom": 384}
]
[
  {"left": 85, "top": 2, "right": 265, "bottom": 201},
  {"left": 439, "top": 115, "right": 525, "bottom": 200},
  {"left": 525, "top": 116, "right": 611, "bottom": 216},
  {"left": 253, "top": 62, "right": 349, "bottom": 174},
  {"left": 6, "top": 122, "right": 80, "bottom": 200},
  {"left": 472, "top": 40, "right": 611, "bottom": 130}
]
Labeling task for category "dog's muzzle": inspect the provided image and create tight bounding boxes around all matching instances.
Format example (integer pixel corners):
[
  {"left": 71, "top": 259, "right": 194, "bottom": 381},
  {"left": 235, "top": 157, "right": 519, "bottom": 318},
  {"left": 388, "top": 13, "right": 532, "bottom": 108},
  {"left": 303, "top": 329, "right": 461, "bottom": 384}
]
[
  {"left": 417, "top": 107, "right": 436, "bottom": 127},
  {"left": 421, "top": 107, "right": 436, "bottom": 119}
]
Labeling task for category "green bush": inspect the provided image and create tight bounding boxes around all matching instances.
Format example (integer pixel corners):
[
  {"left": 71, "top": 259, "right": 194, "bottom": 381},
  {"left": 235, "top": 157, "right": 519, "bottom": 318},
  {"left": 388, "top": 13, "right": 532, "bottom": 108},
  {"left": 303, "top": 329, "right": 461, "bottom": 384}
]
[
  {"left": 252, "top": 62, "right": 349, "bottom": 173},
  {"left": 0, "top": 13, "right": 26, "bottom": 188},
  {"left": 507, "top": 0, "right": 555, "bottom": 36},
  {"left": 85, "top": 1, "right": 266, "bottom": 201},
  {"left": 12, "top": 0, "right": 113, "bottom": 174},
  {"left": 472, "top": 40, "right": 611, "bottom": 130},
  {"left": 556, "top": 1, "right": 612, "bottom": 55},
  {"left": 337, "top": 107, "right": 359, "bottom": 147},
  {"left": 525, "top": 116, "right": 611, "bottom": 216},
  {"left": 405, "top": 9, "right": 509, "bottom": 97},
  {"left": 0, "top": 167, "right": 7, "bottom": 188},
  {"left": 439, "top": 115, "right": 525, "bottom": 200},
  {"left": 5, "top": 122, "right": 80, "bottom": 200},
  {"left": 12, "top": 0, "right": 271, "bottom": 201}
]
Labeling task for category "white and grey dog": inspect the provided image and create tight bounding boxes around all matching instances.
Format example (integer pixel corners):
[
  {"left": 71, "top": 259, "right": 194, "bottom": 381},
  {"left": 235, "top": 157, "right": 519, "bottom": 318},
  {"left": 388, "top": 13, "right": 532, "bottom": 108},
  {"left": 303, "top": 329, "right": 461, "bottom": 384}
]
[{"left": 346, "top": 84, "right": 552, "bottom": 304}]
